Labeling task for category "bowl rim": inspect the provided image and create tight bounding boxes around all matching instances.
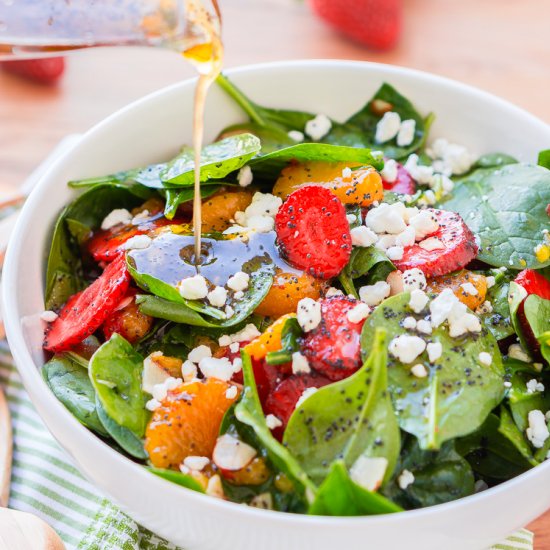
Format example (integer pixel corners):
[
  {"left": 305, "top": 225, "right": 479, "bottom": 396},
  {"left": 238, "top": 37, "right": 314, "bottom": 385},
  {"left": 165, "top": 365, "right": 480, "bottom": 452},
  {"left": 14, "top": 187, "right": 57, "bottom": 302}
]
[{"left": 3, "top": 58, "right": 550, "bottom": 528}]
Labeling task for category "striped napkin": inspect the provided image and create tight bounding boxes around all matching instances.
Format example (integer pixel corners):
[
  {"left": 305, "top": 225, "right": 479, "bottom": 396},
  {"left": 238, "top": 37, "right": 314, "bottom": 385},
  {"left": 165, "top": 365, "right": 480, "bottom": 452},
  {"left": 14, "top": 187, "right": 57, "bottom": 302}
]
[{"left": 0, "top": 342, "right": 535, "bottom": 550}]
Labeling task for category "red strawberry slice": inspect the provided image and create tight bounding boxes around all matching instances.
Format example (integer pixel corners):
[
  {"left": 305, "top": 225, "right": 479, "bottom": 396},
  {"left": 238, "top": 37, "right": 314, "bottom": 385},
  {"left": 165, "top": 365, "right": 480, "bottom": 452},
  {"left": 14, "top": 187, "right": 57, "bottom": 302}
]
[
  {"left": 44, "top": 255, "right": 131, "bottom": 352},
  {"left": 264, "top": 373, "right": 331, "bottom": 439},
  {"left": 1, "top": 57, "right": 65, "bottom": 84},
  {"left": 393, "top": 209, "right": 478, "bottom": 277},
  {"left": 514, "top": 269, "right": 550, "bottom": 300},
  {"left": 382, "top": 162, "right": 416, "bottom": 195},
  {"left": 301, "top": 296, "right": 366, "bottom": 381},
  {"left": 275, "top": 185, "right": 351, "bottom": 279},
  {"left": 308, "top": 0, "right": 401, "bottom": 50}
]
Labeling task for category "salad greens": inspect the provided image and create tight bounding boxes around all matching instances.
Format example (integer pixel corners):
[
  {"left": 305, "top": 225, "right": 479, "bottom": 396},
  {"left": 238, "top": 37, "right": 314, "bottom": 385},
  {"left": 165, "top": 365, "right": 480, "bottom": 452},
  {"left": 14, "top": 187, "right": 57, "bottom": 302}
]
[{"left": 40, "top": 75, "right": 550, "bottom": 517}]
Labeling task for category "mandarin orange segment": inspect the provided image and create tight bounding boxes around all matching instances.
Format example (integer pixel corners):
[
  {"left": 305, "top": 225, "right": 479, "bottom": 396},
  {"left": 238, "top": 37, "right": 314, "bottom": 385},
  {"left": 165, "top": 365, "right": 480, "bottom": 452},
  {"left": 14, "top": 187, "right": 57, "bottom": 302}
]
[
  {"left": 426, "top": 270, "right": 488, "bottom": 311},
  {"left": 254, "top": 271, "right": 327, "bottom": 318},
  {"left": 155, "top": 355, "right": 184, "bottom": 378},
  {"left": 145, "top": 378, "right": 240, "bottom": 470},
  {"left": 201, "top": 189, "right": 254, "bottom": 232},
  {"left": 328, "top": 167, "right": 383, "bottom": 207},
  {"left": 244, "top": 313, "right": 296, "bottom": 361},
  {"left": 223, "top": 457, "right": 271, "bottom": 486}
]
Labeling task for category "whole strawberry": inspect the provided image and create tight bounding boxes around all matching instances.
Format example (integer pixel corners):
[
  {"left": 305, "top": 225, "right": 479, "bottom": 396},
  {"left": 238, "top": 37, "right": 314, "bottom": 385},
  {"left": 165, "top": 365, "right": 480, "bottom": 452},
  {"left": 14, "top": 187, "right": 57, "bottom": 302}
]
[
  {"left": 308, "top": 0, "right": 401, "bottom": 50},
  {"left": 1, "top": 57, "right": 65, "bottom": 85}
]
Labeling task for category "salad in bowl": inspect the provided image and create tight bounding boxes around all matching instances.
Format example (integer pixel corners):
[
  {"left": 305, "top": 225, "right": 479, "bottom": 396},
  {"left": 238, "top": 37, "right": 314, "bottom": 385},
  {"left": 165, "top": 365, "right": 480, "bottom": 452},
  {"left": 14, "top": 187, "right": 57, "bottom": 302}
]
[{"left": 40, "top": 73, "right": 550, "bottom": 517}]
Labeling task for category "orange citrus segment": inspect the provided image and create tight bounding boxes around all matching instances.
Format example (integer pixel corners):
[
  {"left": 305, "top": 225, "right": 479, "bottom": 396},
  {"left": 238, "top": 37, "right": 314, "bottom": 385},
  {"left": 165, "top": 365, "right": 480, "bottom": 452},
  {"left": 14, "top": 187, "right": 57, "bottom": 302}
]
[
  {"left": 244, "top": 313, "right": 296, "bottom": 361},
  {"left": 426, "top": 270, "right": 488, "bottom": 310},
  {"left": 201, "top": 189, "right": 254, "bottom": 232}
]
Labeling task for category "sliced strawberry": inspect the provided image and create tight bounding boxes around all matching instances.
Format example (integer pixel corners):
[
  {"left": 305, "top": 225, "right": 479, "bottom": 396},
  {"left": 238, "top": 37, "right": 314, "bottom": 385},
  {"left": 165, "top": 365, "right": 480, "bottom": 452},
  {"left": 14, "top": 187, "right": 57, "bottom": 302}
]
[
  {"left": 382, "top": 162, "right": 416, "bottom": 195},
  {"left": 264, "top": 373, "right": 331, "bottom": 439},
  {"left": 44, "top": 255, "right": 131, "bottom": 352},
  {"left": 393, "top": 209, "right": 478, "bottom": 277},
  {"left": 2, "top": 57, "right": 65, "bottom": 84},
  {"left": 514, "top": 269, "right": 550, "bottom": 300},
  {"left": 275, "top": 185, "right": 351, "bottom": 279},
  {"left": 301, "top": 296, "right": 366, "bottom": 381}
]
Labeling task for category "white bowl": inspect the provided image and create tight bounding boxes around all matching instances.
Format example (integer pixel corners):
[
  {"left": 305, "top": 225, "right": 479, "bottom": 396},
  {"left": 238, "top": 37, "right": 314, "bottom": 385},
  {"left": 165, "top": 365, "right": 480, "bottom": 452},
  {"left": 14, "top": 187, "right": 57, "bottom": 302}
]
[{"left": 3, "top": 60, "right": 550, "bottom": 550}]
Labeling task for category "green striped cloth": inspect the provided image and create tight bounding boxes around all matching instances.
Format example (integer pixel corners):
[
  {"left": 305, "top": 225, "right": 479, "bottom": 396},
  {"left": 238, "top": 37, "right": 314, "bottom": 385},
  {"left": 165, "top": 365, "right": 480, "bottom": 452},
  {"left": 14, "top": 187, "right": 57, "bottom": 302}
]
[{"left": 0, "top": 341, "right": 535, "bottom": 549}]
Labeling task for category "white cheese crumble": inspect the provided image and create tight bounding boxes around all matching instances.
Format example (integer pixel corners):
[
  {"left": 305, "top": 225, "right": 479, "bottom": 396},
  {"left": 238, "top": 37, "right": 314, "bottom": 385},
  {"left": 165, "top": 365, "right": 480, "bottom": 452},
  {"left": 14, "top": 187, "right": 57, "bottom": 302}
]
[
  {"left": 418, "top": 237, "right": 445, "bottom": 251},
  {"left": 426, "top": 138, "right": 475, "bottom": 176},
  {"left": 206, "top": 475, "right": 225, "bottom": 499},
  {"left": 229, "top": 192, "right": 282, "bottom": 235},
  {"left": 218, "top": 324, "right": 261, "bottom": 347},
  {"left": 182, "top": 456, "right": 210, "bottom": 472},
  {"left": 395, "top": 226, "right": 416, "bottom": 248},
  {"left": 508, "top": 343, "right": 531, "bottom": 363},
  {"left": 397, "top": 469, "right": 415, "bottom": 490},
  {"left": 346, "top": 213, "right": 357, "bottom": 225},
  {"left": 476, "top": 300, "right": 493, "bottom": 315},
  {"left": 265, "top": 414, "right": 283, "bottom": 430},
  {"left": 325, "top": 286, "right": 344, "bottom": 298},
  {"left": 179, "top": 274, "right": 209, "bottom": 300},
  {"left": 225, "top": 305, "right": 235, "bottom": 318},
  {"left": 408, "top": 210, "right": 439, "bottom": 240},
  {"left": 365, "top": 202, "right": 407, "bottom": 235},
  {"left": 478, "top": 352, "right": 492, "bottom": 366},
  {"left": 429, "top": 288, "right": 481, "bottom": 337},
  {"left": 427, "top": 342, "right": 443, "bottom": 363},
  {"left": 101, "top": 208, "right": 132, "bottom": 230},
  {"left": 411, "top": 364, "right": 428, "bottom": 378},
  {"left": 349, "top": 456, "right": 388, "bottom": 492},
  {"left": 188, "top": 344, "right": 212, "bottom": 364},
  {"left": 131, "top": 209, "right": 150, "bottom": 225},
  {"left": 225, "top": 386, "right": 238, "bottom": 400},
  {"left": 350, "top": 226, "right": 378, "bottom": 247},
  {"left": 402, "top": 268, "right": 427, "bottom": 292},
  {"left": 304, "top": 114, "right": 332, "bottom": 141},
  {"left": 207, "top": 286, "right": 228, "bottom": 307},
  {"left": 181, "top": 360, "right": 198, "bottom": 382},
  {"left": 346, "top": 302, "right": 371, "bottom": 323},
  {"left": 359, "top": 281, "right": 391, "bottom": 307},
  {"left": 526, "top": 379, "right": 545, "bottom": 394},
  {"left": 237, "top": 165, "right": 253, "bottom": 187},
  {"left": 213, "top": 434, "right": 257, "bottom": 471},
  {"left": 342, "top": 166, "right": 353, "bottom": 178},
  {"left": 416, "top": 319, "right": 432, "bottom": 334},
  {"left": 123, "top": 234, "right": 152, "bottom": 250},
  {"left": 142, "top": 352, "right": 170, "bottom": 394},
  {"left": 227, "top": 271, "right": 250, "bottom": 292},
  {"left": 389, "top": 335, "right": 426, "bottom": 364},
  {"left": 288, "top": 130, "right": 305, "bottom": 142},
  {"left": 297, "top": 298, "right": 322, "bottom": 332},
  {"left": 396, "top": 119, "right": 416, "bottom": 147},
  {"left": 292, "top": 352, "right": 311, "bottom": 375},
  {"left": 250, "top": 493, "right": 274, "bottom": 510},
  {"left": 409, "top": 289, "right": 429, "bottom": 314},
  {"left": 198, "top": 356, "right": 235, "bottom": 381},
  {"left": 460, "top": 282, "right": 478, "bottom": 296},
  {"left": 402, "top": 316, "right": 417, "bottom": 330},
  {"left": 386, "top": 246, "right": 404, "bottom": 261},
  {"left": 40, "top": 310, "right": 58, "bottom": 322},
  {"left": 526, "top": 410, "right": 550, "bottom": 448},
  {"left": 296, "top": 387, "right": 318, "bottom": 408},
  {"left": 486, "top": 276, "right": 496, "bottom": 288},
  {"left": 375, "top": 111, "right": 401, "bottom": 143},
  {"left": 404, "top": 154, "right": 434, "bottom": 185},
  {"left": 146, "top": 398, "right": 161, "bottom": 411},
  {"left": 380, "top": 158, "right": 398, "bottom": 183}
]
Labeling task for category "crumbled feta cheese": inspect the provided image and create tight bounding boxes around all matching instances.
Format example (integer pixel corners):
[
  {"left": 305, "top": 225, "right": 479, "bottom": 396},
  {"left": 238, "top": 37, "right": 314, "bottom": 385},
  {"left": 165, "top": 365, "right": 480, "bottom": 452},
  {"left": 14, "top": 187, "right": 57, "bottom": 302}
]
[
  {"left": 365, "top": 203, "right": 407, "bottom": 235},
  {"left": 229, "top": 342, "right": 240, "bottom": 354},
  {"left": 402, "top": 268, "right": 427, "bottom": 292},
  {"left": 232, "top": 357, "right": 243, "bottom": 374},
  {"left": 402, "top": 316, "right": 417, "bottom": 330},
  {"left": 411, "top": 364, "right": 428, "bottom": 378},
  {"left": 231, "top": 324, "right": 262, "bottom": 344},
  {"left": 207, "top": 286, "right": 228, "bottom": 308},
  {"left": 359, "top": 281, "right": 391, "bottom": 307},
  {"left": 351, "top": 226, "right": 378, "bottom": 247},
  {"left": 181, "top": 360, "right": 198, "bottom": 382},
  {"left": 427, "top": 342, "right": 443, "bottom": 363},
  {"left": 419, "top": 237, "right": 445, "bottom": 251},
  {"left": 427, "top": 138, "right": 474, "bottom": 176},
  {"left": 396, "top": 119, "right": 416, "bottom": 147},
  {"left": 409, "top": 210, "right": 439, "bottom": 240},
  {"left": 346, "top": 213, "right": 357, "bottom": 225},
  {"left": 404, "top": 154, "right": 434, "bottom": 184},
  {"left": 460, "top": 282, "right": 478, "bottom": 296},
  {"left": 101, "top": 208, "right": 132, "bottom": 230},
  {"left": 386, "top": 246, "right": 404, "bottom": 261},
  {"left": 233, "top": 290, "right": 245, "bottom": 300},
  {"left": 152, "top": 383, "right": 168, "bottom": 401},
  {"left": 478, "top": 352, "right": 492, "bottom": 366},
  {"left": 164, "top": 377, "right": 181, "bottom": 390},
  {"left": 225, "top": 386, "right": 238, "bottom": 399},
  {"left": 350, "top": 456, "right": 388, "bottom": 492},
  {"left": 297, "top": 298, "right": 322, "bottom": 332},
  {"left": 292, "top": 352, "right": 311, "bottom": 374},
  {"left": 123, "top": 234, "right": 152, "bottom": 250},
  {"left": 342, "top": 166, "right": 353, "bottom": 179},
  {"left": 375, "top": 234, "right": 397, "bottom": 251},
  {"left": 40, "top": 310, "right": 58, "bottom": 323},
  {"left": 508, "top": 343, "right": 531, "bottom": 362},
  {"left": 206, "top": 474, "right": 225, "bottom": 499},
  {"left": 526, "top": 379, "right": 545, "bottom": 394},
  {"left": 250, "top": 493, "right": 274, "bottom": 510},
  {"left": 237, "top": 165, "right": 253, "bottom": 187},
  {"left": 146, "top": 398, "right": 161, "bottom": 411},
  {"left": 395, "top": 226, "right": 416, "bottom": 248},
  {"left": 288, "top": 130, "right": 305, "bottom": 142},
  {"left": 199, "top": 356, "right": 234, "bottom": 381},
  {"left": 326, "top": 286, "right": 344, "bottom": 298},
  {"left": 375, "top": 111, "right": 401, "bottom": 143},
  {"left": 229, "top": 192, "right": 282, "bottom": 234},
  {"left": 142, "top": 351, "right": 170, "bottom": 393},
  {"left": 225, "top": 305, "right": 235, "bottom": 318},
  {"left": 476, "top": 300, "right": 493, "bottom": 315},
  {"left": 266, "top": 414, "right": 283, "bottom": 430},
  {"left": 380, "top": 158, "right": 398, "bottom": 183},
  {"left": 188, "top": 344, "right": 212, "bottom": 364},
  {"left": 448, "top": 309, "right": 481, "bottom": 337},
  {"left": 526, "top": 410, "right": 550, "bottom": 448},
  {"left": 227, "top": 271, "right": 250, "bottom": 292},
  {"left": 131, "top": 209, "right": 150, "bottom": 225},
  {"left": 486, "top": 276, "right": 496, "bottom": 288},
  {"left": 213, "top": 434, "right": 257, "bottom": 470},
  {"left": 296, "top": 387, "right": 318, "bottom": 408},
  {"left": 246, "top": 215, "right": 275, "bottom": 233},
  {"left": 347, "top": 302, "right": 371, "bottom": 323},
  {"left": 397, "top": 469, "right": 415, "bottom": 490},
  {"left": 305, "top": 114, "right": 332, "bottom": 141},
  {"left": 409, "top": 289, "right": 429, "bottom": 314},
  {"left": 218, "top": 335, "right": 232, "bottom": 347},
  {"left": 179, "top": 274, "right": 208, "bottom": 300},
  {"left": 183, "top": 456, "right": 210, "bottom": 472},
  {"left": 389, "top": 335, "right": 426, "bottom": 364},
  {"left": 416, "top": 319, "right": 432, "bottom": 334}
]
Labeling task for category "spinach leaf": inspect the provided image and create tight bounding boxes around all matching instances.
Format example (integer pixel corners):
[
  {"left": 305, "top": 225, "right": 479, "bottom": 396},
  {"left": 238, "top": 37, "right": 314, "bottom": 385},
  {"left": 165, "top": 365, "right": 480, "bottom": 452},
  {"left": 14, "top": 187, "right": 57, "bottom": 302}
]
[
  {"left": 235, "top": 351, "right": 317, "bottom": 501},
  {"left": 338, "top": 246, "right": 395, "bottom": 297},
  {"left": 42, "top": 355, "right": 106, "bottom": 436},
  {"left": 96, "top": 399, "right": 148, "bottom": 460},
  {"left": 137, "top": 295, "right": 220, "bottom": 328},
  {"left": 508, "top": 281, "right": 531, "bottom": 354},
  {"left": 498, "top": 405, "right": 537, "bottom": 465},
  {"left": 284, "top": 329, "right": 400, "bottom": 485},
  {"left": 265, "top": 316, "right": 301, "bottom": 365},
  {"left": 148, "top": 467, "right": 205, "bottom": 493},
  {"left": 539, "top": 331, "right": 550, "bottom": 366},
  {"left": 524, "top": 294, "right": 550, "bottom": 350},
  {"left": 361, "top": 293, "right": 505, "bottom": 450},
  {"left": 443, "top": 163, "right": 550, "bottom": 269},
  {"left": 161, "top": 133, "right": 261, "bottom": 186},
  {"left": 473, "top": 153, "right": 518, "bottom": 170},
  {"left": 248, "top": 143, "right": 383, "bottom": 182},
  {"left": 538, "top": 149, "right": 550, "bottom": 169},
  {"left": 69, "top": 163, "right": 167, "bottom": 191},
  {"left": 308, "top": 460, "right": 402, "bottom": 516},
  {"left": 383, "top": 437, "right": 474, "bottom": 509},
  {"left": 89, "top": 334, "right": 149, "bottom": 438},
  {"left": 164, "top": 183, "right": 222, "bottom": 219},
  {"left": 45, "top": 184, "right": 142, "bottom": 310},
  {"left": 218, "top": 122, "right": 297, "bottom": 154},
  {"left": 477, "top": 268, "right": 514, "bottom": 340}
]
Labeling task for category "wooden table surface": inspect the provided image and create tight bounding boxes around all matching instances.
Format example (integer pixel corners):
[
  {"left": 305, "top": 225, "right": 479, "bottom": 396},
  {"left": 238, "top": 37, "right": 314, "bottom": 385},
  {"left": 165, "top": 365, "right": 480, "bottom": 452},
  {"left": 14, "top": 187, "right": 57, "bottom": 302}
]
[{"left": 0, "top": 0, "right": 549, "bottom": 546}]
